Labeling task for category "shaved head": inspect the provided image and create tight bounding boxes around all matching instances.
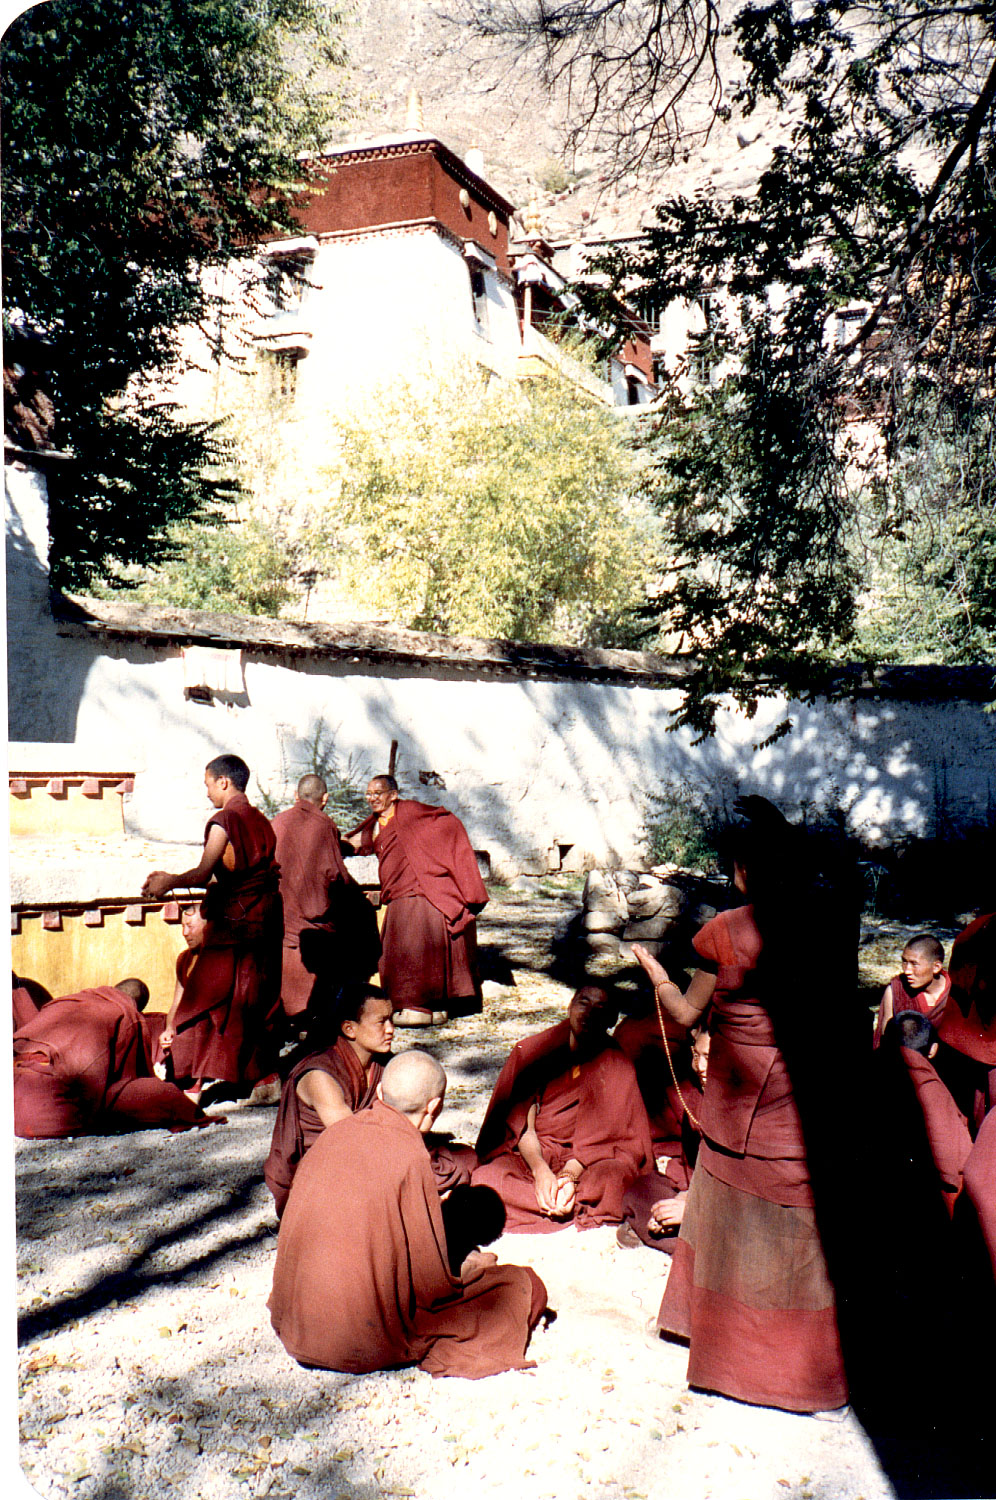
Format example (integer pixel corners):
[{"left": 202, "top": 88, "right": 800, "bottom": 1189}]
[
  {"left": 381, "top": 1050, "right": 446, "bottom": 1115},
  {"left": 115, "top": 977, "right": 149, "bottom": 1011},
  {"left": 905, "top": 933, "right": 944, "bottom": 964},
  {"left": 297, "top": 773, "right": 327, "bottom": 804}
]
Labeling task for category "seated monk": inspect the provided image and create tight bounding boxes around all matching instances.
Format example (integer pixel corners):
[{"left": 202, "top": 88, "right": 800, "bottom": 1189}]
[
  {"left": 471, "top": 985, "right": 654, "bottom": 1232},
  {"left": 264, "top": 985, "right": 477, "bottom": 1217},
  {"left": 613, "top": 999, "right": 697, "bottom": 1164},
  {"left": 617, "top": 1027, "right": 710, "bottom": 1253},
  {"left": 269, "top": 1050, "right": 548, "bottom": 1378},
  {"left": 14, "top": 979, "right": 216, "bottom": 1138},
  {"left": 873, "top": 933, "right": 950, "bottom": 1047}
]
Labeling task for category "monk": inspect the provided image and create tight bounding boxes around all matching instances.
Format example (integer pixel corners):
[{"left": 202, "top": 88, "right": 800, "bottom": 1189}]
[
  {"left": 873, "top": 933, "right": 950, "bottom": 1046},
  {"left": 13, "top": 979, "right": 215, "bottom": 1137},
  {"left": 143, "top": 754, "right": 282, "bottom": 1100},
  {"left": 471, "top": 986, "right": 654, "bottom": 1232},
  {"left": 268, "top": 1050, "right": 548, "bottom": 1378},
  {"left": 12, "top": 972, "right": 51, "bottom": 1032},
  {"left": 934, "top": 909, "right": 996, "bottom": 1131},
  {"left": 614, "top": 1003, "right": 697, "bottom": 1162},
  {"left": 265, "top": 985, "right": 476, "bottom": 1216},
  {"left": 617, "top": 1028, "right": 709, "bottom": 1253},
  {"left": 271, "top": 774, "right": 379, "bottom": 1023},
  {"left": 344, "top": 775, "right": 487, "bottom": 1027},
  {"left": 876, "top": 1010, "right": 973, "bottom": 1217}
]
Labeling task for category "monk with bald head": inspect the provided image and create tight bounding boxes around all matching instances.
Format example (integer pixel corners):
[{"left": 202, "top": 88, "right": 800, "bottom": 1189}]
[
  {"left": 269, "top": 1049, "right": 547, "bottom": 1378},
  {"left": 472, "top": 986, "right": 654, "bottom": 1231},
  {"left": 271, "top": 774, "right": 379, "bottom": 1025},
  {"left": 14, "top": 978, "right": 215, "bottom": 1137}
]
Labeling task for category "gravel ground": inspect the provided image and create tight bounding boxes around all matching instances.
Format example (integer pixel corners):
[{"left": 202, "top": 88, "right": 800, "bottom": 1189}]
[{"left": 14, "top": 885, "right": 948, "bottom": 1500}]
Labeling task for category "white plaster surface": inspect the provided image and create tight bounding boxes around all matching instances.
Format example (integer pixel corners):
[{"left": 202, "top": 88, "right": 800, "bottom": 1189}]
[{"left": 8, "top": 463, "right": 995, "bottom": 876}]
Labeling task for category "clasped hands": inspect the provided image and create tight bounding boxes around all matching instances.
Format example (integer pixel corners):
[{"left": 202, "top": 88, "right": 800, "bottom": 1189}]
[{"left": 532, "top": 1158, "right": 582, "bottom": 1218}]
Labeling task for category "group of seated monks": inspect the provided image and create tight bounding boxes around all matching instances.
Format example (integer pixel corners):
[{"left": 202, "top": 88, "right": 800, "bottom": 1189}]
[{"left": 11, "top": 765, "right": 996, "bottom": 1408}]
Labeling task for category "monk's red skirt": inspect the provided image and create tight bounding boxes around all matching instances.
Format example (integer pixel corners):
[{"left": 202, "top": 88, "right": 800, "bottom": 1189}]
[
  {"left": 380, "top": 895, "right": 478, "bottom": 1014},
  {"left": 658, "top": 1164, "right": 847, "bottom": 1413}
]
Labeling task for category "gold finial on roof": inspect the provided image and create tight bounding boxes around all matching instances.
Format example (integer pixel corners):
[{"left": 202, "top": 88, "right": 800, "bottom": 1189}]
[
  {"left": 406, "top": 88, "right": 424, "bottom": 130},
  {"left": 525, "top": 196, "right": 544, "bottom": 236}
]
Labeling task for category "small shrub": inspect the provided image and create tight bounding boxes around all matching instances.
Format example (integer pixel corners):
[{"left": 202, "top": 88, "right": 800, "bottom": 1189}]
[{"left": 643, "top": 778, "right": 723, "bottom": 872}]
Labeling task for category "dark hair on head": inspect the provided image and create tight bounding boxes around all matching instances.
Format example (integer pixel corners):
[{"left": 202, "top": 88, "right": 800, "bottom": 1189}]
[
  {"left": 440, "top": 1184, "right": 507, "bottom": 1274},
  {"left": 885, "top": 1010, "right": 935, "bottom": 1054},
  {"left": 297, "top": 773, "right": 327, "bottom": 803},
  {"left": 337, "top": 983, "right": 390, "bottom": 1030},
  {"left": 372, "top": 773, "right": 398, "bottom": 792},
  {"left": 904, "top": 933, "right": 944, "bottom": 965},
  {"left": 115, "top": 977, "right": 150, "bottom": 1011},
  {"left": 205, "top": 754, "right": 250, "bottom": 792}
]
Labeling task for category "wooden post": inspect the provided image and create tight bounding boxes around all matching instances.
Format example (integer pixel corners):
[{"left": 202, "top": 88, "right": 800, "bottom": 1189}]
[{"left": 388, "top": 739, "right": 398, "bottom": 779}]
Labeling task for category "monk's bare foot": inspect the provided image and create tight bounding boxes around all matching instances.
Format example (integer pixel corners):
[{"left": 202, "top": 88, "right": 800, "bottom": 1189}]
[
  {"left": 393, "top": 1008, "right": 436, "bottom": 1027},
  {"left": 247, "top": 1074, "right": 282, "bottom": 1106},
  {"left": 615, "top": 1224, "right": 642, "bottom": 1249}
]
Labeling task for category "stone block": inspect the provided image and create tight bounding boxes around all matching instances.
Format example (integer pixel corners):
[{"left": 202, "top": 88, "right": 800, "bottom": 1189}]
[
  {"left": 584, "top": 908, "right": 625, "bottom": 933},
  {"left": 585, "top": 931, "right": 621, "bottom": 954},
  {"left": 623, "top": 912, "right": 677, "bottom": 941}
]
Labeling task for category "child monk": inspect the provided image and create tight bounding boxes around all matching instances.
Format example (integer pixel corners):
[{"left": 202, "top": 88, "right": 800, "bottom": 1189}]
[{"left": 874, "top": 933, "right": 950, "bottom": 1046}]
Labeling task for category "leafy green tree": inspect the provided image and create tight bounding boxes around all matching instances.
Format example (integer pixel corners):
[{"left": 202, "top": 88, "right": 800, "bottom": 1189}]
[
  {"left": 318, "top": 371, "right": 654, "bottom": 644},
  {"left": 2, "top": 0, "right": 345, "bottom": 590},
  {"left": 103, "top": 514, "right": 303, "bottom": 617},
  {"left": 578, "top": 0, "right": 996, "bottom": 732}
]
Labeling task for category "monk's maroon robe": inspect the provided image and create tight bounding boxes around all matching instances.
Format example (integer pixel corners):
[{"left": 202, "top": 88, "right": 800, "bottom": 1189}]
[
  {"left": 14, "top": 986, "right": 213, "bottom": 1138},
  {"left": 269, "top": 1099, "right": 546, "bottom": 1378},
  {"left": 271, "top": 799, "right": 379, "bottom": 1016},
  {"left": 935, "top": 912, "right": 996, "bottom": 1129},
  {"left": 472, "top": 1020, "right": 653, "bottom": 1233},
  {"left": 902, "top": 1046, "right": 973, "bottom": 1214},
  {"left": 622, "top": 1107, "right": 701, "bottom": 1254},
  {"left": 264, "top": 1038, "right": 476, "bottom": 1216},
  {"left": 358, "top": 800, "right": 487, "bottom": 1016},
  {"left": 962, "top": 1107, "right": 996, "bottom": 1280},
  {"left": 873, "top": 971, "right": 951, "bottom": 1048},
  {"left": 658, "top": 904, "right": 848, "bottom": 1414},
  {"left": 158, "top": 794, "right": 282, "bottom": 1085},
  {"left": 264, "top": 1038, "right": 381, "bottom": 1215},
  {"left": 614, "top": 1012, "right": 693, "bottom": 1156}
]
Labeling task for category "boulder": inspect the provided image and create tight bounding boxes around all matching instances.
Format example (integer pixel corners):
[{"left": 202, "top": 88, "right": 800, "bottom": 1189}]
[
  {"left": 584, "top": 888, "right": 629, "bottom": 921},
  {"left": 626, "top": 885, "right": 684, "bottom": 921},
  {"left": 584, "top": 908, "right": 626, "bottom": 933},
  {"left": 585, "top": 931, "right": 622, "bottom": 954},
  {"left": 623, "top": 912, "right": 678, "bottom": 941}
]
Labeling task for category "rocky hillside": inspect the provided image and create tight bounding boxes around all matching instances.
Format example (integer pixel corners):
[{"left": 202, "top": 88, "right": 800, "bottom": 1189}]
[{"left": 330, "top": 0, "right": 777, "bottom": 240}]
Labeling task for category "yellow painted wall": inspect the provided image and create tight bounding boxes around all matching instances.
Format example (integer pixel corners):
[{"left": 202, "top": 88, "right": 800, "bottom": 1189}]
[
  {"left": 9, "top": 781, "right": 126, "bottom": 838},
  {"left": 12, "top": 905, "right": 185, "bottom": 1014}
]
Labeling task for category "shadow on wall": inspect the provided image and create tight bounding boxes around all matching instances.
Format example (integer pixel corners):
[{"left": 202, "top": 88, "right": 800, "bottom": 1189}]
[{"left": 6, "top": 472, "right": 91, "bottom": 744}]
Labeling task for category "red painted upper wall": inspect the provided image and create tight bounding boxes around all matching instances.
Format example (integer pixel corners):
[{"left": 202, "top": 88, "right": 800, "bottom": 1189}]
[{"left": 289, "top": 139, "right": 513, "bottom": 274}]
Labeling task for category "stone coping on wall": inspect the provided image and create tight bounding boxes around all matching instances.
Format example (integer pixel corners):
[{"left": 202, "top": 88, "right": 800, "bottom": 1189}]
[{"left": 52, "top": 592, "right": 996, "bottom": 698}]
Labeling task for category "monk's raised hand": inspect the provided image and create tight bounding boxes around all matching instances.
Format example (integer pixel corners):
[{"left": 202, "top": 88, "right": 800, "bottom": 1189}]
[
  {"left": 143, "top": 871, "right": 173, "bottom": 900},
  {"left": 632, "top": 943, "right": 670, "bottom": 990},
  {"left": 159, "top": 1026, "right": 175, "bottom": 1052}
]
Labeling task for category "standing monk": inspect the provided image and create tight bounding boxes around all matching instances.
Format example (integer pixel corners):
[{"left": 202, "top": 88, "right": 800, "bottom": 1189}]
[
  {"left": 472, "top": 986, "right": 653, "bottom": 1232},
  {"left": 143, "top": 754, "right": 282, "bottom": 1101},
  {"left": 344, "top": 775, "right": 487, "bottom": 1027},
  {"left": 271, "top": 774, "right": 380, "bottom": 1024}
]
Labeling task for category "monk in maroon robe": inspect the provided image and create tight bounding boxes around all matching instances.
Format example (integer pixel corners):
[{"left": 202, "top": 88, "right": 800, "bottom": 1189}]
[
  {"left": 269, "top": 1050, "right": 547, "bottom": 1378},
  {"left": 12, "top": 972, "right": 51, "bottom": 1033},
  {"left": 614, "top": 1007, "right": 696, "bottom": 1159},
  {"left": 265, "top": 987, "right": 476, "bottom": 1215},
  {"left": 618, "top": 1028, "right": 709, "bottom": 1253},
  {"left": 345, "top": 775, "right": 487, "bottom": 1026},
  {"left": 271, "top": 774, "right": 379, "bottom": 1020},
  {"left": 143, "top": 753, "right": 282, "bottom": 1098},
  {"left": 934, "top": 910, "right": 996, "bottom": 1131},
  {"left": 878, "top": 1011, "right": 973, "bottom": 1217},
  {"left": 14, "top": 980, "right": 214, "bottom": 1137},
  {"left": 873, "top": 933, "right": 950, "bottom": 1047},
  {"left": 962, "top": 1107, "right": 996, "bottom": 1280},
  {"left": 472, "top": 986, "right": 654, "bottom": 1232},
  {"left": 634, "top": 819, "right": 849, "bottom": 1414}
]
